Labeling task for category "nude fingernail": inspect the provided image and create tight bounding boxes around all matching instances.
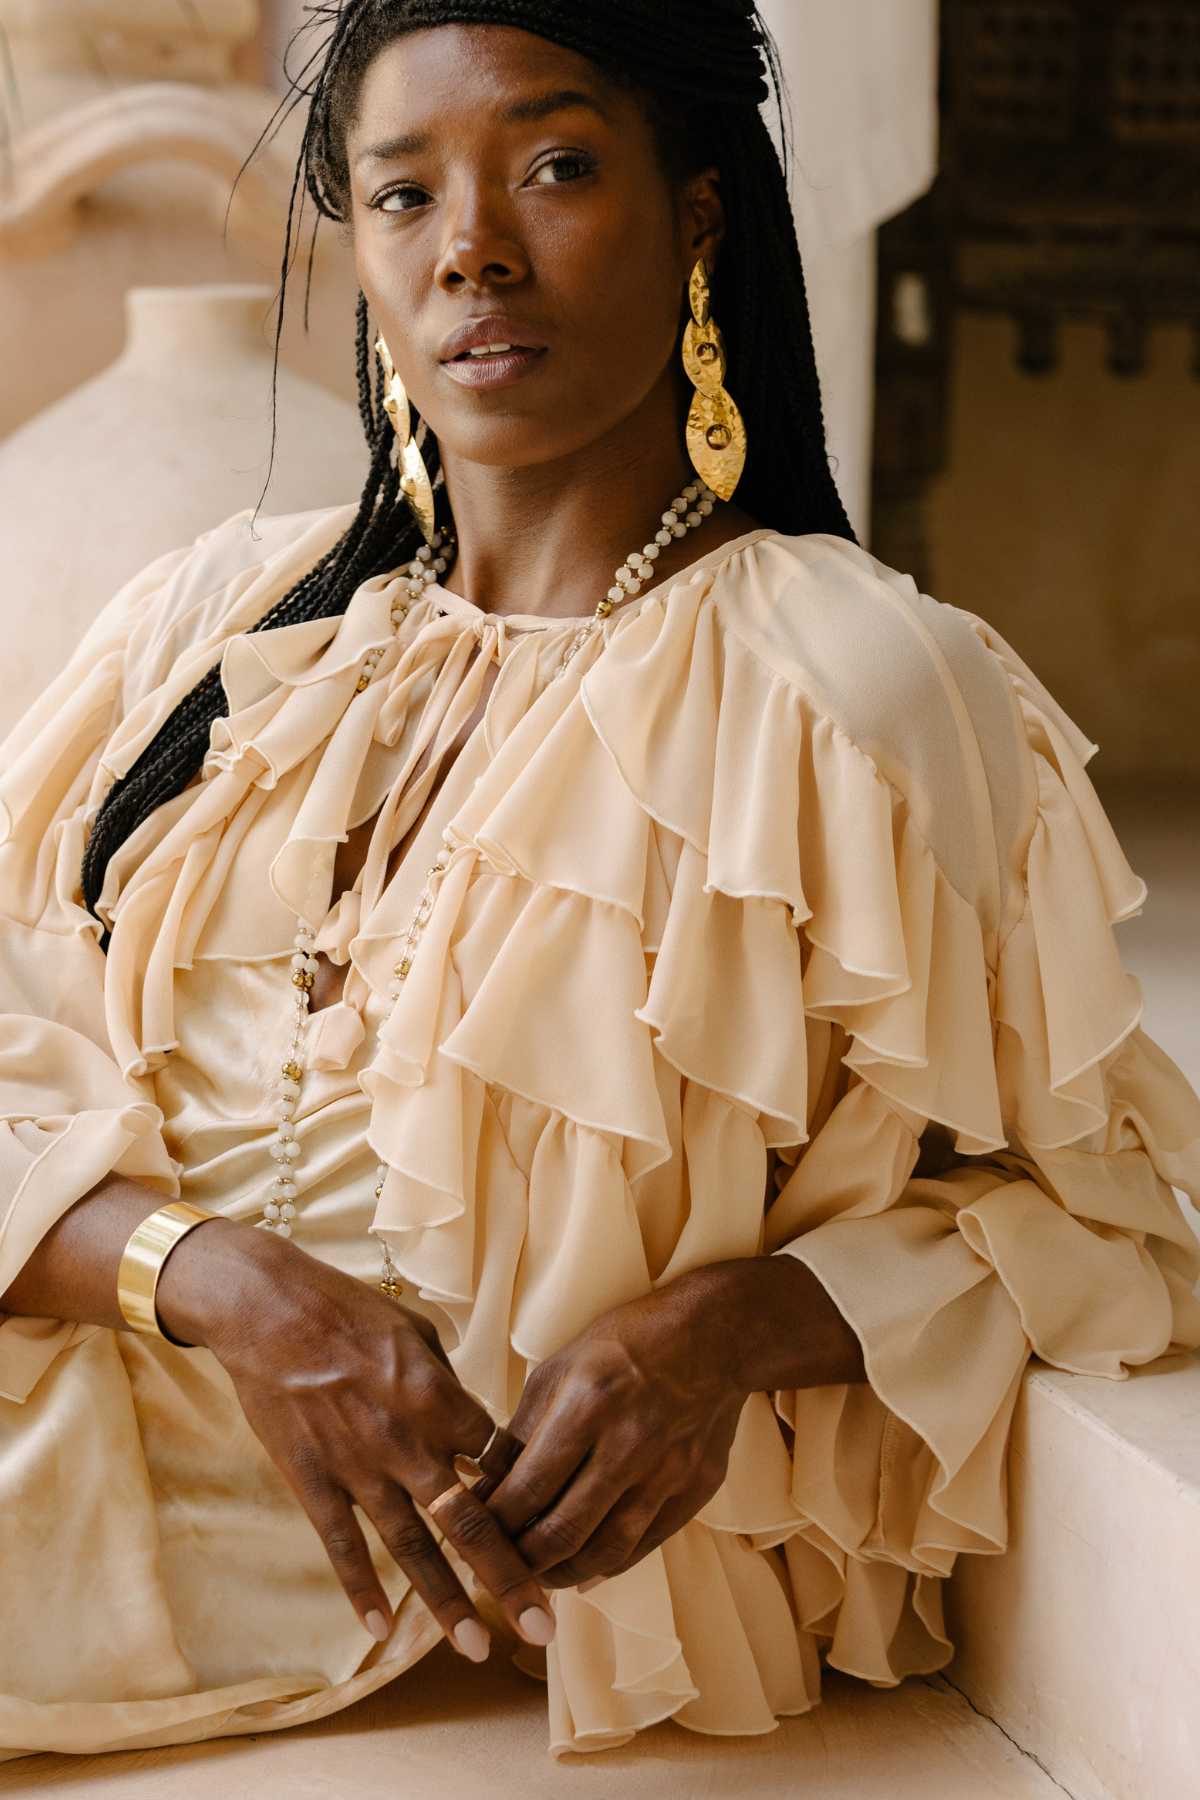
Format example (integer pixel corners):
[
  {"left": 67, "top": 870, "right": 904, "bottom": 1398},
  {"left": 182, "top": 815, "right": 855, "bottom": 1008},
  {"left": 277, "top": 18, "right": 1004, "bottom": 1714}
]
[
  {"left": 518, "top": 1606, "right": 555, "bottom": 1645},
  {"left": 365, "top": 1609, "right": 391, "bottom": 1643},
  {"left": 453, "top": 1618, "right": 491, "bottom": 1663}
]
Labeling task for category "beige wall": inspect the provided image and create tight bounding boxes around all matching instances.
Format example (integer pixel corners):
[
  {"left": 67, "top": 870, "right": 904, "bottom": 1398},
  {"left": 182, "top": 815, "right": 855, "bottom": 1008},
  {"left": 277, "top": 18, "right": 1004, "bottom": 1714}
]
[
  {"left": 263, "top": 0, "right": 305, "bottom": 88},
  {"left": 927, "top": 314, "right": 1199, "bottom": 783}
]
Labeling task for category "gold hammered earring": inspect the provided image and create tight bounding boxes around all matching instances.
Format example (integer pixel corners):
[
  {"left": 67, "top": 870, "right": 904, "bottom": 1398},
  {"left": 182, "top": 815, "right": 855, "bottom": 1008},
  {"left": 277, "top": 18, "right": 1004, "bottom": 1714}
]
[
  {"left": 682, "top": 258, "right": 747, "bottom": 501},
  {"left": 375, "top": 332, "right": 437, "bottom": 545}
]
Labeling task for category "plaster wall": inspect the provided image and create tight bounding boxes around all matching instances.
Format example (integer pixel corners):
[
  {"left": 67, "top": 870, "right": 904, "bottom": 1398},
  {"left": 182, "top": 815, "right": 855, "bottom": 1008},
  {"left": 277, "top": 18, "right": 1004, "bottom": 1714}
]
[
  {"left": 0, "top": 1, "right": 363, "bottom": 438},
  {"left": 927, "top": 314, "right": 1199, "bottom": 783}
]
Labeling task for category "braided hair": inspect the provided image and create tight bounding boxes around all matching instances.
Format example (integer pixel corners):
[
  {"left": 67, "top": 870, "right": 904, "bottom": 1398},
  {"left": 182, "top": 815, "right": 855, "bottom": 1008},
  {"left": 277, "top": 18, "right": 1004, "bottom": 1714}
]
[{"left": 81, "top": 0, "right": 858, "bottom": 931}]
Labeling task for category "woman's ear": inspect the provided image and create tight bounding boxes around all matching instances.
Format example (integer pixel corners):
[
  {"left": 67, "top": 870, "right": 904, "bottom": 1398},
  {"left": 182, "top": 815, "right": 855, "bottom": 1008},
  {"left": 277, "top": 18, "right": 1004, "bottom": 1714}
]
[{"left": 680, "top": 166, "right": 726, "bottom": 274}]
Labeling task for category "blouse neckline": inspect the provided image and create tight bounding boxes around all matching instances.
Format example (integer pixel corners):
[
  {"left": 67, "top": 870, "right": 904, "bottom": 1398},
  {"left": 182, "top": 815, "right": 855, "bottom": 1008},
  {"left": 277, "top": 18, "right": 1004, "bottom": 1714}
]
[
  {"left": 300, "top": 527, "right": 780, "bottom": 993},
  {"left": 422, "top": 525, "right": 781, "bottom": 632}
]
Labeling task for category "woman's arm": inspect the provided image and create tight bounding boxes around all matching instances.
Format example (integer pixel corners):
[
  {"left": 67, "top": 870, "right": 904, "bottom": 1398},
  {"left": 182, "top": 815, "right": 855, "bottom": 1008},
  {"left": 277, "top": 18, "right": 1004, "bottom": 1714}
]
[
  {"left": 0, "top": 519, "right": 557, "bottom": 1659},
  {"left": 714, "top": 1121, "right": 964, "bottom": 1391},
  {"left": 1, "top": 1172, "right": 555, "bottom": 1659},
  {"left": 666, "top": 1254, "right": 867, "bottom": 1392},
  {"left": 0, "top": 1172, "right": 278, "bottom": 1351}
]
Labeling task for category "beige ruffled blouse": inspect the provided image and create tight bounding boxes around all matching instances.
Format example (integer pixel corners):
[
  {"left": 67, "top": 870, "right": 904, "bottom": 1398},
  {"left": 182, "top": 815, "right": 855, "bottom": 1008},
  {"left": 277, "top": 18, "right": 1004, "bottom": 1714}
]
[{"left": 1, "top": 503, "right": 1198, "bottom": 1763}]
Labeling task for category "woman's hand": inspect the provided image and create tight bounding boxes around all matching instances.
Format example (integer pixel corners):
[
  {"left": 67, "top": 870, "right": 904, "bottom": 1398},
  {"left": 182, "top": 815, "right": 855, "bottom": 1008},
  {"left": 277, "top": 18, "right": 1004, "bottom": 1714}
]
[
  {"left": 182, "top": 1231, "right": 553, "bottom": 1660},
  {"left": 479, "top": 1254, "right": 868, "bottom": 1589},
  {"left": 478, "top": 1274, "right": 753, "bottom": 1590}
]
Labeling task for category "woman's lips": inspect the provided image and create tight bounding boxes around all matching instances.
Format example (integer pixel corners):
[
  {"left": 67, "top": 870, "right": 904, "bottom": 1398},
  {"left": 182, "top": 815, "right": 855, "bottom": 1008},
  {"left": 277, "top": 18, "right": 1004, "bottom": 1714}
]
[{"left": 440, "top": 346, "right": 548, "bottom": 390}]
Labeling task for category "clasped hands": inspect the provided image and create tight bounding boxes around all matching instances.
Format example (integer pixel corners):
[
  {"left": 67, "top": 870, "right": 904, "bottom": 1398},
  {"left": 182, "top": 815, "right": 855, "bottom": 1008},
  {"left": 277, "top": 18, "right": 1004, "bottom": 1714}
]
[
  {"left": 216, "top": 1237, "right": 838, "bottom": 1663},
  {"left": 471, "top": 1275, "right": 749, "bottom": 1592}
]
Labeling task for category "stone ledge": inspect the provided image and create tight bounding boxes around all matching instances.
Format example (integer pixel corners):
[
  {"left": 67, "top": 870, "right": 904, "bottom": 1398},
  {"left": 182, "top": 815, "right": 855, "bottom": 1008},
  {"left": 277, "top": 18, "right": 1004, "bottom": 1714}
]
[{"left": 946, "top": 1352, "right": 1200, "bottom": 1800}]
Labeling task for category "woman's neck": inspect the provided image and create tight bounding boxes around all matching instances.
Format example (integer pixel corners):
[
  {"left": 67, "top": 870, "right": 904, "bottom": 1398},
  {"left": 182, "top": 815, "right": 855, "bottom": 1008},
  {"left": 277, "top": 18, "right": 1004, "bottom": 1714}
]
[{"left": 435, "top": 375, "right": 758, "bottom": 620}]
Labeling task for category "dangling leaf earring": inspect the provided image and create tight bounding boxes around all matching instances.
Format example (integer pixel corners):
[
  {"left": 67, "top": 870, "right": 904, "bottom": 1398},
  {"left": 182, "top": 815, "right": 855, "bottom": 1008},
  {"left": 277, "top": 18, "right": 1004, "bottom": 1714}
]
[
  {"left": 682, "top": 258, "right": 747, "bottom": 501},
  {"left": 375, "top": 332, "right": 437, "bottom": 545}
]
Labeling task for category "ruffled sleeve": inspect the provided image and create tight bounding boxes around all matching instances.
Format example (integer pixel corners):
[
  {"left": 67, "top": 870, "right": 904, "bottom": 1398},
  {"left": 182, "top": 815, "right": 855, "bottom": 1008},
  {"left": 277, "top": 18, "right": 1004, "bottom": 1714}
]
[
  {"left": 0, "top": 508, "right": 313, "bottom": 1404},
  {"left": 765, "top": 601, "right": 1200, "bottom": 1685}
]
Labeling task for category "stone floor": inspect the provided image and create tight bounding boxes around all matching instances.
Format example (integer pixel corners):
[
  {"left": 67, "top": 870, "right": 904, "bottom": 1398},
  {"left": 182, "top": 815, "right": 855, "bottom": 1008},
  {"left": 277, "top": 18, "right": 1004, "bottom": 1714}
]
[{"left": 0, "top": 1646, "right": 1068, "bottom": 1799}]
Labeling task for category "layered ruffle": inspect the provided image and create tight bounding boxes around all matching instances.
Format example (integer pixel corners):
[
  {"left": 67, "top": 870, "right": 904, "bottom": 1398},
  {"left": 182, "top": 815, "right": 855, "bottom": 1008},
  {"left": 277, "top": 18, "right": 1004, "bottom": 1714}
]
[
  {"left": 96, "top": 578, "right": 494, "bottom": 1076},
  {"left": 361, "top": 574, "right": 1015, "bottom": 1385},
  {"left": 0, "top": 509, "right": 363, "bottom": 1408},
  {"left": 766, "top": 607, "right": 1200, "bottom": 1698},
  {"left": 964, "top": 614, "right": 1151, "bottom": 1149},
  {"left": 579, "top": 590, "right": 1012, "bottom": 1153},
  {"left": 221, "top": 567, "right": 952, "bottom": 1727},
  {"left": 777, "top": 1037, "right": 1200, "bottom": 1677},
  {"left": 0, "top": 549, "right": 190, "bottom": 1406},
  {"left": 352, "top": 566, "right": 1200, "bottom": 1739},
  {"left": 13, "top": 513, "right": 1197, "bottom": 1754}
]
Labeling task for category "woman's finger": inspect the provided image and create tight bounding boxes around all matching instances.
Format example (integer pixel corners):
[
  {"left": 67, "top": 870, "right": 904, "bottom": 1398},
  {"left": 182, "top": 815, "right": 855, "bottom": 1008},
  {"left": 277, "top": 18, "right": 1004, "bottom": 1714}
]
[
  {"left": 418, "top": 1474, "right": 557, "bottom": 1648},
  {"left": 454, "top": 1422, "right": 524, "bottom": 1494},
  {"left": 600, "top": 1491, "right": 699, "bottom": 1583},
  {"left": 484, "top": 1403, "right": 594, "bottom": 1538},
  {"left": 354, "top": 1479, "right": 495, "bottom": 1662},
  {"left": 514, "top": 1463, "right": 632, "bottom": 1578},
  {"left": 540, "top": 1484, "right": 668, "bottom": 1588},
  {"left": 489, "top": 1404, "right": 636, "bottom": 1576},
  {"left": 291, "top": 1480, "right": 399, "bottom": 1643}
]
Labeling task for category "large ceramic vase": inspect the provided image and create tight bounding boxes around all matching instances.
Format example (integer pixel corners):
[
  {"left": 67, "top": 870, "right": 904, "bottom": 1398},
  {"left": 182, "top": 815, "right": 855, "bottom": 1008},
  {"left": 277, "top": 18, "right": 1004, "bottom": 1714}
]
[
  {"left": 1, "top": 282, "right": 370, "bottom": 741},
  {"left": 0, "top": 0, "right": 360, "bottom": 437}
]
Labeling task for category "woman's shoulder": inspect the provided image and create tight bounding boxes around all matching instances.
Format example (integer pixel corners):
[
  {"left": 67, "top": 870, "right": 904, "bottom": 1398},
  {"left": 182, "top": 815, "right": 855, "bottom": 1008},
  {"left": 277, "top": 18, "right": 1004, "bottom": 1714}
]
[
  {"left": 715, "top": 528, "right": 1022, "bottom": 748},
  {"left": 711, "top": 529, "right": 1141, "bottom": 950},
  {"left": 710, "top": 528, "right": 1077, "bottom": 921},
  {"left": 720, "top": 529, "right": 1036, "bottom": 775}
]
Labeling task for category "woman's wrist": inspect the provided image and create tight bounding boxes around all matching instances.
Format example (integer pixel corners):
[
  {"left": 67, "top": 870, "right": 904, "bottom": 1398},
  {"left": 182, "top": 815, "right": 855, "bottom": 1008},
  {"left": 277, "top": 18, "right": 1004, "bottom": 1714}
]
[
  {"left": 671, "top": 1254, "right": 867, "bottom": 1395},
  {"left": 153, "top": 1213, "right": 294, "bottom": 1356}
]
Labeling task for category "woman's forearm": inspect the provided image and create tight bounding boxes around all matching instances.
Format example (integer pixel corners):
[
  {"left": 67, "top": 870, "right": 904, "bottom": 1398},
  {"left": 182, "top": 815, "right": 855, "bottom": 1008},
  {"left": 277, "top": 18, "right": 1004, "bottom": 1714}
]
[
  {"left": 0, "top": 1174, "right": 284, "bottom": 1353},
  {"left": 673, "top": 1254, "right": 868, "bottom": 1393}
]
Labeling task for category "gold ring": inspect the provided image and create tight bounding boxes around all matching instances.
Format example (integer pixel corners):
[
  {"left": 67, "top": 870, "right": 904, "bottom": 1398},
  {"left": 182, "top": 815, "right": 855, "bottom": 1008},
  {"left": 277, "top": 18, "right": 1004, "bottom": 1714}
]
[
  {"left": 453, "top": 1422, "right": 504, "bottom": 1479},
  {"left": 477, "top": 1422, "right": 503, "bottom": 1461},
  {"left": 426, "top": 1480, "right": 468, "bottom": 1521}
]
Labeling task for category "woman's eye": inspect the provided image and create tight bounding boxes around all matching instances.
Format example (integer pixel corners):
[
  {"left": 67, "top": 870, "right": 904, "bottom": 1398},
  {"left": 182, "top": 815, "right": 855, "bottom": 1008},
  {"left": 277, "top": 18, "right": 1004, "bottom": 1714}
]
[
  {"left": 529, "top": 152, "right": 597, "bottom": 186},
  {"left": 375, "top": 185, "right": 427, "bottom": 213},
  {"left": 372, "top": 152, "right": 595, "bottom": 211}
]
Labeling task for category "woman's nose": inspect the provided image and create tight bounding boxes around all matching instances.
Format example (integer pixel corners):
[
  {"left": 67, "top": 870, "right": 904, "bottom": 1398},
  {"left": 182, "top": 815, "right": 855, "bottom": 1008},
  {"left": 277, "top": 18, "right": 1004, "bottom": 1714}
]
[{"left": 434, "top": 186, "right": 529, "bottom": 292}]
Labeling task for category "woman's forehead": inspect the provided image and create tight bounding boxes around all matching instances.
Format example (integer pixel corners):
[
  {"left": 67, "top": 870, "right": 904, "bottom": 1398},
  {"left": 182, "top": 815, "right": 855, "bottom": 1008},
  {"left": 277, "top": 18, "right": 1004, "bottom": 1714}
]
[
  {"left": 352, "top": 21, "right": 609, "bottom": 116},
  {"left": 347, "top": 25, "right": 632, "bottom": 177}
]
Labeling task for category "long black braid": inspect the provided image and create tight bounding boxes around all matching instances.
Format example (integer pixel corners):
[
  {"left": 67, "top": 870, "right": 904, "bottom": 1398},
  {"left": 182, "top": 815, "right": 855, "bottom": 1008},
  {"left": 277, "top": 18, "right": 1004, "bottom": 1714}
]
[{"left": 81, "top": 0, "right": 858, "bottom": 931}]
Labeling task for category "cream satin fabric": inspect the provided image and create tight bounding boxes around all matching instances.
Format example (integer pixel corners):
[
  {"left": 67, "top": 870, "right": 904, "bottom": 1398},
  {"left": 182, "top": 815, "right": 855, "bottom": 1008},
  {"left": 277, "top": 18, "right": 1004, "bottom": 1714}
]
[{"left": 1, "top": 504, "right": 1198, "bottom": 1762}]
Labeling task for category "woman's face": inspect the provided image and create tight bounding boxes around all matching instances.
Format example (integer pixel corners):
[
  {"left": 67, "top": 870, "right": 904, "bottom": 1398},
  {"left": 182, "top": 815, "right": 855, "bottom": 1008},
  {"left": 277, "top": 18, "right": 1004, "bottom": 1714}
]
[{"left": 344, "top": 24, "right": 722, "bottom": 471}]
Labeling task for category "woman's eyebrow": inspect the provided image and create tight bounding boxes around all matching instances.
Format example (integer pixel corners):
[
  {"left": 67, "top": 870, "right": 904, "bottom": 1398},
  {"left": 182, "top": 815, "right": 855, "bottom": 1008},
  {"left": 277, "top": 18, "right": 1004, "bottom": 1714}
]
[{"left": 355, "top": 89, "right": 610, "bottom": 169}]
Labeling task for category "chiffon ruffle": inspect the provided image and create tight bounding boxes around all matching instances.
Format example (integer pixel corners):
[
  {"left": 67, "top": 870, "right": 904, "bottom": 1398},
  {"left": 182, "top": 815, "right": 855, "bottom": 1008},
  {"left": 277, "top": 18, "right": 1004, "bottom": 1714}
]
[{"left": 1, "top": 513, "right": 1197, "bottom": 1758}]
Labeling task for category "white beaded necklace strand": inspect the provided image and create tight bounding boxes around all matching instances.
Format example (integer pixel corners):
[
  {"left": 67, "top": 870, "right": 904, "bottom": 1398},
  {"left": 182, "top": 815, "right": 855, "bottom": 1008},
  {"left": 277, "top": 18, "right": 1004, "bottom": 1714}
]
[{"left": 260, "top": 482, "right": 718, "bottom": 1300}]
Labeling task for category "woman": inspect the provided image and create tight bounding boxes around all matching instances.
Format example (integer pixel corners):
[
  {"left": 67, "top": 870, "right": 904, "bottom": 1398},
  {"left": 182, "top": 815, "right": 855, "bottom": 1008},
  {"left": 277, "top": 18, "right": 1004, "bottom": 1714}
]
[{"left": 1, "top": 0, "right": 1198, "bottom": 1766}]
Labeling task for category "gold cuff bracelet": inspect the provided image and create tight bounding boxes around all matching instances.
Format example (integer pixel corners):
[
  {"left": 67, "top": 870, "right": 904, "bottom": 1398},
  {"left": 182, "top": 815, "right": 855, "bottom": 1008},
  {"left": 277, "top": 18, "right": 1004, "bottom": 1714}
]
[{"left": 117, "top": 1199, "right": 222, "bottom": 1347}]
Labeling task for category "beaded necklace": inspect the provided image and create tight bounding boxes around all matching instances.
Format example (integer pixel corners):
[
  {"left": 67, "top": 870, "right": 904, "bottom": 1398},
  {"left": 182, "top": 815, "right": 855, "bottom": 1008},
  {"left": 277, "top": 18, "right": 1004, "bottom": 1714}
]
[{"left": 259, "top": 481, "right": 718, "bottom": 1298}]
